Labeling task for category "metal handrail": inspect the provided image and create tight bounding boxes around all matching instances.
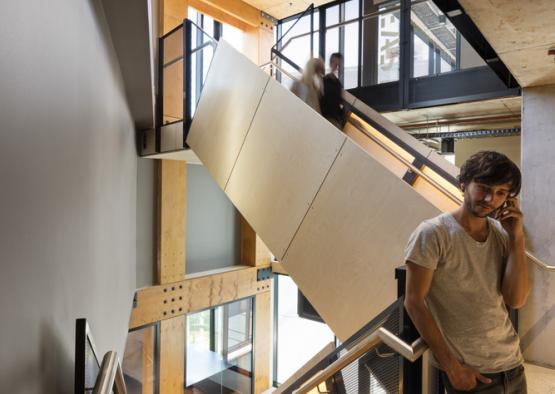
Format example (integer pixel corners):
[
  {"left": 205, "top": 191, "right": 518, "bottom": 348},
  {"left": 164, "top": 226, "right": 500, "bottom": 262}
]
[
  {"left": 292, "top": 328, "right": 427, "bottom": 394},
  {"left": 93, "top": 351, "right": 127, "bottom": 394},
  {"left": 262, "top": 56, "right": 555, "bottom": 273}
]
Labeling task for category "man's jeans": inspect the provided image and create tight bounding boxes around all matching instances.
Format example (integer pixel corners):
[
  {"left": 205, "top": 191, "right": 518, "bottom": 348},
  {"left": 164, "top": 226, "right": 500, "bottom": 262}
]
[{"left": 441, "top": 365, "right": 527, "bottom": 393}]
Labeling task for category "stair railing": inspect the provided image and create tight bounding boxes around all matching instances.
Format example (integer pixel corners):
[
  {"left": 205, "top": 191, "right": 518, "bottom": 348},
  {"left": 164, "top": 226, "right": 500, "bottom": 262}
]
[{"left": 293, "top": 327, "right": 427, "bottom": 394}]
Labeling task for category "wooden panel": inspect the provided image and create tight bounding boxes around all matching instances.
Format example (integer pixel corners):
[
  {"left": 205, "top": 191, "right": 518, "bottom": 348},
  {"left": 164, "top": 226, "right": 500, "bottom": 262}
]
[
  {"left": 160, "top": 316, "right": 186, "bottom": 393},
  {"left": 162, "top": 0, "right": 188, "bottom": 35},
  {"left": 282, "top": 140, "right": 440, "bottom": 341},
  {"left": 254, "top": 291, "right": 272, "bottom": 394},
  {"left": 158, "top": 160, "right": 186, "bottom": 283},
  {"left": 225, "top": 77, "right": 346, "bottom": 259},
  {"left": 162, "top": 60, "right": 183, "bottom": 123},
  {"left": 412, "top": 175, "right": 460, "bottom": 213},
  {"left": 189, "top": 0, "right": 250, "bottom": 31},
  {"left": 419, "top": 165, "right": 462, "bottom": 203},
  {"left": 201, "top": 0, "right": 262, "bottom": 27},
  {"left": 130, "top": 265, "right": 271, "bottom": 328},
  {"left": 186, "top": 41, "right": 270, "bottom": 189}
]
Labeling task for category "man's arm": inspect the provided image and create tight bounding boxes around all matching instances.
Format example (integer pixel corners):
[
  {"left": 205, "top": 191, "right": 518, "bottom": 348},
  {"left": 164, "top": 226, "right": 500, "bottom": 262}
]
[
  {"left": 499, "top": 199, "right": 531, "bottom": 309},
  {"left": 404, "top": 262, "right": 492, "bottom": 391}
]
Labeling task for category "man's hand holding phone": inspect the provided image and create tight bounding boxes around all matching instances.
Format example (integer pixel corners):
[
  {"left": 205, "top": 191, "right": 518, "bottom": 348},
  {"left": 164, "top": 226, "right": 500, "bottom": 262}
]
[{"left": 497, "top": 198, "right": 524, "bottom": 240}]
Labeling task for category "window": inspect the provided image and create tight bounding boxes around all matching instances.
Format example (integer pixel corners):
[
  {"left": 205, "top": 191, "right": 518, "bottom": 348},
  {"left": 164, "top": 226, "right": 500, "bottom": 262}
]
[
  {"left": 186, "top": 298, "right": 253, "bottom": 393},
  {"left": 361, "top": 1, "right": 401, "bottom": 85},
  {"left": 275, "top": 275, "right": 335, "bottom": 384}
]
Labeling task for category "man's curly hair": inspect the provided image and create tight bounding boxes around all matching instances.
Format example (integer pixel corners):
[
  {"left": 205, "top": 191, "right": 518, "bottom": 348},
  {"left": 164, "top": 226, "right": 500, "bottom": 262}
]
[{"left": 458, "top": 151, "right": 521, "bottom": 197}]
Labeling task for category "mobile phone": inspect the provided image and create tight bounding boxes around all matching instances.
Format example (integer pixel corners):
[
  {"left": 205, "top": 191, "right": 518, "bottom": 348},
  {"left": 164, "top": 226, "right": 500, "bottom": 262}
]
[{"left": 489, "top": 200, "right": 509, "bottom": 220}]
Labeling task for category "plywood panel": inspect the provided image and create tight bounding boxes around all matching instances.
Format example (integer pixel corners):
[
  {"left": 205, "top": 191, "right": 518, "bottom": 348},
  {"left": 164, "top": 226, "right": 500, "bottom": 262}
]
[
  {"left": 282, "top": 140, "right": 440, "bottom": 341},
  {"left": 225, "top": 77, "right": 346, "bottom": 259},
  {"left": 186, "top": 41, "right": 270, "bottom": 188}
]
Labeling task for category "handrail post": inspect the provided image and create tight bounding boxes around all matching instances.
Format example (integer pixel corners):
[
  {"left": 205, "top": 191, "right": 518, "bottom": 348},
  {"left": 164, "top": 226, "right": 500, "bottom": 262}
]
[
  {"left": 183, "top": 19, "right": 193, "bottom": 148},
  {"left": 396, "top": 266, "right": 422, "bottom": 394}
]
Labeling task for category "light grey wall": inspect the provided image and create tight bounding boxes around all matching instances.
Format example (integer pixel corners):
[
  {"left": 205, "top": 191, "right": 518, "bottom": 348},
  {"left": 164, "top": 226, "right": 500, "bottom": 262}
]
[
  {"left": 519, "top": 85, "right": 555, "bottom": 368},
  {"left": 0, "top": 0, "right": 138, "bottom": 392},
  {"left": 136, "top": 159, "right": 157, "bottom": 288},
  {"left": 186, "top": 164, "right": 240, "bottom": 275}
]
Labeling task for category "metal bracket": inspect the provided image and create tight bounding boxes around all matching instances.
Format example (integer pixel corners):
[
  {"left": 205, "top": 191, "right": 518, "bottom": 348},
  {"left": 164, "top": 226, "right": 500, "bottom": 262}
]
[{"left": 257, "top": 267, "right": 272, "bottom": 281}]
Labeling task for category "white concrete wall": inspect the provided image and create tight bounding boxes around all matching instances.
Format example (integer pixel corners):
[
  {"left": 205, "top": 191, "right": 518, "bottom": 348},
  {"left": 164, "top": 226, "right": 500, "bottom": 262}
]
[
  {"left": 0, "top": 0, "right": 138, "bottom": 392},
  {"left": 520, "top": 85, "right": 555, "bottom": 368}
]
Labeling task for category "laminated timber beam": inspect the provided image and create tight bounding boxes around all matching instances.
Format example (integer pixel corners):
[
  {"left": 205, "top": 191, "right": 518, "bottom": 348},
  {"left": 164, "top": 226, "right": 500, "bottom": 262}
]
[{"left": 130, "top": 264, "right": 271, "bottom": 329}]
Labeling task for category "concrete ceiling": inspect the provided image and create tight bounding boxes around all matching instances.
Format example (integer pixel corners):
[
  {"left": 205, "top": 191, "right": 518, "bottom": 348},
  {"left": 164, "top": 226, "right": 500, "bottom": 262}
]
[
  {"left": 458, "top": 0, "right": 555, "bottom": 87},
  {"left": 383, "top": 96, "right": 521, "bottom": 133},
  {"left": 244, "top": 0, "right": 329, "bottom": 20}
]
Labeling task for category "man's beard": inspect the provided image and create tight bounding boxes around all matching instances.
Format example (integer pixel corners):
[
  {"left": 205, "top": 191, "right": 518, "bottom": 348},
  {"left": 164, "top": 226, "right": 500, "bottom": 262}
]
[{"left": 464, "top": 190, "right": 494, "bottom": 218}]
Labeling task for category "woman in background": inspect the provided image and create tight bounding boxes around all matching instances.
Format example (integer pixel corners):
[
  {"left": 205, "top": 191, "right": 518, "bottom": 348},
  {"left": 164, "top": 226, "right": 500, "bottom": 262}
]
[{"left": 290, "top": 58, "right": 325, "bottom": 114}]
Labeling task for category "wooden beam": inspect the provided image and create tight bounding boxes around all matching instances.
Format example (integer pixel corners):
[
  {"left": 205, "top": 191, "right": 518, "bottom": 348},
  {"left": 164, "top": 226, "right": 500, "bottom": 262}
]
[
  {"left": 241, "top": 216, "right": 273, "bottom": 267},
  {"left": 159, "top": 317, "right": 186, "bottom": 393},
  {"left": 130, "top": 265, "right": 271, "bottom": 328},
  {"left": 197, "top": 0, "right": 262, "bottom": 27},
  {"left": 241, "top": 216, "right": 273, "bottom": 393},
  {"left": 158, "top": 160, "right": 186, "bottom": 283},
  {"left": 254, "top": 291, "right": 271, "bottom": 394},
  {"left": 189, "top": 0, "right": 250, "bottom": 31},
  {"left": 271, "top": 262, "right": 287, "bottom": 275},
  {"left": 157, "top": 159, "right": 187, "bottom": 393},
  {"left": 142, "top": 326, "right": 155, "bottom": 394}
]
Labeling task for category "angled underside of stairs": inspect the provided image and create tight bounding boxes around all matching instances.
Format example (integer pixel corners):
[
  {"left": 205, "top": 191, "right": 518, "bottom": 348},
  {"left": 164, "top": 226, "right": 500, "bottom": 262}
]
[{"left": 186, "top": 41, "right": 459, "bottom": 341}]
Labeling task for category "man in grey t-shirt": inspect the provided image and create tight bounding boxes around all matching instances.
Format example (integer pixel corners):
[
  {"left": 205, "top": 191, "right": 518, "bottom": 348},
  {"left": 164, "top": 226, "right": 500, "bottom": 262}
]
[{"left": 404, "top": 151, "right": 530, "bottom": 393}]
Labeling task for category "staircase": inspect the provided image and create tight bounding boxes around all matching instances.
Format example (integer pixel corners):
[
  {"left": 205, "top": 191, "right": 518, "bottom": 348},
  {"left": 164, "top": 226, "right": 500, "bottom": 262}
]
[{"left": 186, "top": 40, "right": 457, "bottom": 342}]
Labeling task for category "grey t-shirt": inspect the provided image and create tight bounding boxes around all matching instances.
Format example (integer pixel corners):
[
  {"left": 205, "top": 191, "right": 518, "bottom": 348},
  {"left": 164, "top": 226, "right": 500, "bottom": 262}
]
[{"left": 404, "top": 212, "right": 523, "bottom": 373}]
